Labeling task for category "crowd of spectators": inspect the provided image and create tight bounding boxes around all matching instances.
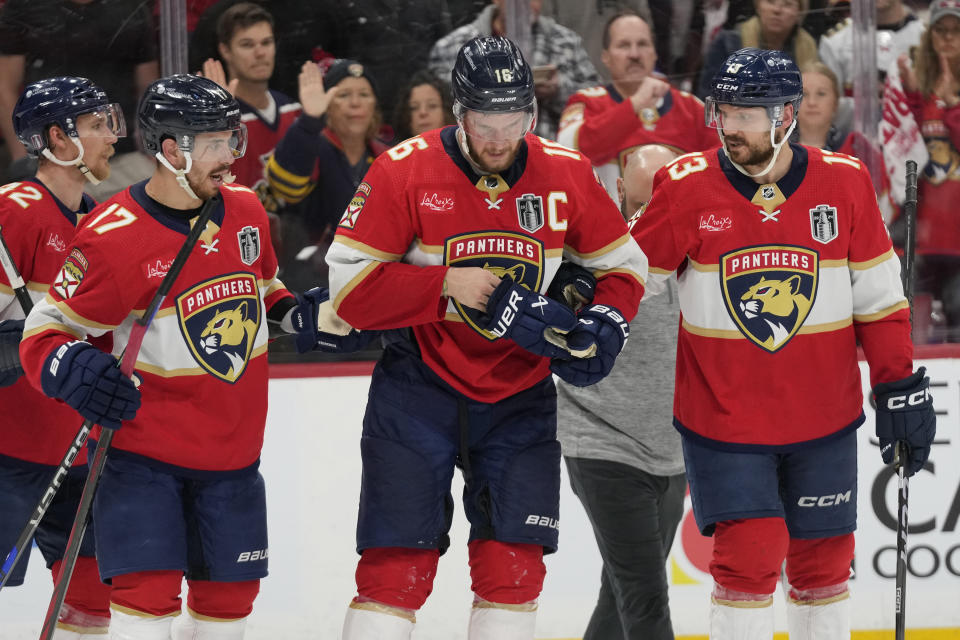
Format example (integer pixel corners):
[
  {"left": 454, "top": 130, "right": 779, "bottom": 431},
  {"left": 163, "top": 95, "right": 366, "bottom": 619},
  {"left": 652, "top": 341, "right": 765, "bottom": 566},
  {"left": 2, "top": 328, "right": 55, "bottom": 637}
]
[{"left": 0, "top": 0, "right": 955, "bottom": 349}]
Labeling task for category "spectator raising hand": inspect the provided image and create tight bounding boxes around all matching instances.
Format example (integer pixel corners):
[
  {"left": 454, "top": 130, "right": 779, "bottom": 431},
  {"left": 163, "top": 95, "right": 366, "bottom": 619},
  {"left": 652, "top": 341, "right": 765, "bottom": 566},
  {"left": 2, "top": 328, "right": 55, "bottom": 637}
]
[
  {"left": 299, "top": 61, "right": 332, "bottom": 118},
  {"left": 935, "top": 52, "right": 960, "bottom": 107},
  {"left": 198, "top": 57, "right": 239, "bottom": 96}
]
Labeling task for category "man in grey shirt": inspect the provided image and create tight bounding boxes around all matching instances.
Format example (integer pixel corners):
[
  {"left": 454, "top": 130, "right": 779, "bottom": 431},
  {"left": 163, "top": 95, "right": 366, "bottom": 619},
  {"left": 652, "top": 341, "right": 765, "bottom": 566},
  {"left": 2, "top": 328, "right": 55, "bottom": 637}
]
[{"left": 557, "top": 144, "right": 686, "bottom": 640}]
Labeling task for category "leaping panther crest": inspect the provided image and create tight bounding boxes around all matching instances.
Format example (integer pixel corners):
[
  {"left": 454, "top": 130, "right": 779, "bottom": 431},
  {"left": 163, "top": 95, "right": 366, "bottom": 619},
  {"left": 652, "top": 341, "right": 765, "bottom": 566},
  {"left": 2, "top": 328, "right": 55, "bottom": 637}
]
[
  {"left": 738, "top": 275, "right": 812, "bottom": 350},
  {"left": 199, "top": 301, "right": 258, "bottom": 381}
]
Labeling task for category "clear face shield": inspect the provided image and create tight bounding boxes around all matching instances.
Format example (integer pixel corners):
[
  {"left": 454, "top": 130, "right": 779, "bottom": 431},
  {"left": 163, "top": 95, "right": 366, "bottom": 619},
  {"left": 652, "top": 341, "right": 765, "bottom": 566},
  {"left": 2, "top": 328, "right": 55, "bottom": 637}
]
[
  {"left": 455, "top": 102, "right": 536, "bottom": 143},
  {"left": 705, "top": 99, "right": 782, "bottom": 132},
  {"left": 188, "top": 126, "right": 248, "bottom": 163},
  {"left": 74, "top": 103, "right": 127, "bottom": 140}
]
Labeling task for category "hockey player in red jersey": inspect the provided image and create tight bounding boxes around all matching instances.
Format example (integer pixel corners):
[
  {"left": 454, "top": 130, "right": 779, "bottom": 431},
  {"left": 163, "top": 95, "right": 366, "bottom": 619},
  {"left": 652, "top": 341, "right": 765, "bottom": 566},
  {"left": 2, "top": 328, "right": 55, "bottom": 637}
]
[
  {"left": 0, "top": 76, "right": 122, "bottom": 639},
  {"left": 629, "top": 48, "right": 937, "bottom": 640},
  {"left": 325, "top": 36, "right": 648, "bottom": 640},
  {"left": 556, "top": 11, "right": 717, "bottom": 202},
  {"left": 18, "top": 74, "right": 339, "bottom": 640}
]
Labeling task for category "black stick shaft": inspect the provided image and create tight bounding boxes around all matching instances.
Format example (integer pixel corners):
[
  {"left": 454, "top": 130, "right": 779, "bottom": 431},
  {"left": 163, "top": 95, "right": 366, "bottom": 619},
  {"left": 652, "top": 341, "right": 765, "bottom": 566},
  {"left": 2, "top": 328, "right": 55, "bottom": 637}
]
[
  {"left": 0, "top": 224, "right": 33, "bottom": 315},
  {"left": 37, "top": 194, "right": 221, "bottom": 639}
]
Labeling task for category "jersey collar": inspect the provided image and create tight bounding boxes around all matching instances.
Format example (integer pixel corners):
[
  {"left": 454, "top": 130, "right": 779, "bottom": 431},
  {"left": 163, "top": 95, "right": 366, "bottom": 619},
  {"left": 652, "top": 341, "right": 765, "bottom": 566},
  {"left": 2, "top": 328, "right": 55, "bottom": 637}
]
[
  {"left": 717, "top": 142, "right": 808, "bottom": 202},
  {"left": 28, "top": 178, "right": 95, "bottom": 227},
  {"left": 129, "top": 180, "right": 227, "bottom": 235}
]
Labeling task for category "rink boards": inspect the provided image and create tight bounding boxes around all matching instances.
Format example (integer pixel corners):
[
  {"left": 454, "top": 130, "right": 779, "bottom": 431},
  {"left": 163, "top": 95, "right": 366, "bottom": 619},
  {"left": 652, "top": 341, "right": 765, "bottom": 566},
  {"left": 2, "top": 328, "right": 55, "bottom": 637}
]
[{"left": 0, "top": 351, "right": 958, "bottom": 639}]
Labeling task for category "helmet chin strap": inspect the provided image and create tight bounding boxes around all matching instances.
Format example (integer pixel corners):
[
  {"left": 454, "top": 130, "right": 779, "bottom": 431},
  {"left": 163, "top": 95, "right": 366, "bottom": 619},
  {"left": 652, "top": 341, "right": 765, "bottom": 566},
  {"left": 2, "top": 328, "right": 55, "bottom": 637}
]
[
  {"left": 41, "top": 137, "right": 102, "bottom": 185},
  {"left": 155, "top": 149, "right": 200, "bottom": 201},
  {"left": 719, "top": 118, "right": 797, "bottom": 179}
]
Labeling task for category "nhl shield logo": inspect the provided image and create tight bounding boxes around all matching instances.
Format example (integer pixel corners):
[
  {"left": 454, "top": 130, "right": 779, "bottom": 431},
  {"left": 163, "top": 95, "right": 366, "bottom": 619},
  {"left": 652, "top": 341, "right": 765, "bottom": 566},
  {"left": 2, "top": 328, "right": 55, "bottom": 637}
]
[
  {"left": 444, "top": 231, "right": 545, "bottom": 339},
  {"left": 177, "top": 273, "right": 262, "bottom": 383},
  {"left": 720, "top": 245, "right": 819, "bottom": 353},
  {"left": 516, "top": 193, "right": 544, "bottom": 233},
  {"left": 237, "top": 226, "right": 261, "bottom": 265},
  {"left": 761, "top": 186, "right": 776, "bottom": 200},
  {"left": 809, "top": 205, "right": 838, "bottom": 244}
]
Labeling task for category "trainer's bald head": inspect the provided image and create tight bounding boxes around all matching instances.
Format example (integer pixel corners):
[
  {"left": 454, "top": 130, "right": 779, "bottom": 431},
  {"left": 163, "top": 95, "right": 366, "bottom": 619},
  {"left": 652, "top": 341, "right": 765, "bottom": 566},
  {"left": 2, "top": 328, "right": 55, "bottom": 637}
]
[{"left": 618, "top": 145, "right": 679, "bottom": 219}]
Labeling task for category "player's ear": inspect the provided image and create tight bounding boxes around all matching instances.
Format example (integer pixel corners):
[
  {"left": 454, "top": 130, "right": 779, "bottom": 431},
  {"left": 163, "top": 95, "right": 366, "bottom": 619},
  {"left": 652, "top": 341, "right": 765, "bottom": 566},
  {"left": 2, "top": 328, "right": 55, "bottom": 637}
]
[
  {"left": 45, "top": 124, "right": 70, "bottom": 156},
  {"left": 784, "top": 102, "right": 797, "bottom": 129},
  {"left": 160, "top": 137, "right": 184, "bottom": 166}
]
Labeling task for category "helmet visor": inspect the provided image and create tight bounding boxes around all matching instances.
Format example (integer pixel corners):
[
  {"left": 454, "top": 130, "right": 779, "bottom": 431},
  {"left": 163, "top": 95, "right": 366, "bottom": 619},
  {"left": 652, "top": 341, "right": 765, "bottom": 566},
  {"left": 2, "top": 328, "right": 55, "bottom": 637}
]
[
  {"left": 457, "top": 104, "right": 535, "bottom": 142},
  {"left": 75, "top": 103, "right": 127, "bottom": 139},
  {"left": 191, "top": 125, "right": 248, "bottom": 162},
  {"left": 705, "top": 99, "right": 776, "bottom": 132}
]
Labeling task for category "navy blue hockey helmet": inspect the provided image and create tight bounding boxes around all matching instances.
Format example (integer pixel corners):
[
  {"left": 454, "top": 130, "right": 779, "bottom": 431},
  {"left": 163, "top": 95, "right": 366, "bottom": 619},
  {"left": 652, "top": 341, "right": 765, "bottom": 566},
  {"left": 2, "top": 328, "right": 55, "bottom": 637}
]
[
  {"left": 138, "top": 74, "right": 246, "bottom": 159},
  {"left": 13, "top": 77, "right": 125, "bottom": 157},
  {"left": 452, "top": 36, "right": 535, "bottom": 112},
  {"left": 705, "top": 48, "right": 802, "bottom": 131}
]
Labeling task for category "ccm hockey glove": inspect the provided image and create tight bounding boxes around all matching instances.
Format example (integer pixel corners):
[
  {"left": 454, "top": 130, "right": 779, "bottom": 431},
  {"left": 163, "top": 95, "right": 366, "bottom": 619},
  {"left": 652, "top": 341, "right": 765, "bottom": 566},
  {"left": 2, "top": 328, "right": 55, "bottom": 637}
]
[
  {"left": 0, "top": 319, "right": 24, "bottom": 387},
  {"left": 291, "top": 287, "right": 377, "bottom": 354},
  {"left": 873, "top": 367, "right": 936, "bottom": 477},
  {"left": 550, "top": 304, "right": 629, "bottom": 387},
  {"left": 41, "top": 341, "right": 140, "bottom": 430},
  {"left": 481, "top": 277, "right": 579, "bottom": 359},
  {"left": 546, "top": 262, "right": 596, "bottom": 312}
]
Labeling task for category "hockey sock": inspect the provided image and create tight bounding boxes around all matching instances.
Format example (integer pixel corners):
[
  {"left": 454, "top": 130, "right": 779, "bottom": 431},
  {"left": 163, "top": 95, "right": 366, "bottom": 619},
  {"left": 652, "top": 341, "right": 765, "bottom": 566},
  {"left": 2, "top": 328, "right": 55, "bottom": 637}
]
[
  {"left": 467, "top": 596, "right": 538, "bottom": 640},
  {"left": 110, "top": 570, "right": 183, "bottom": 618},
  {"left": 53, "top": 557, "right": 112, "bottom": 619},
  {"left": 710, "top": 518, "right": 788, "bottom": 595},
  {"left": 355, "top": 547, "right": 439, "bottom": 610},
  {"left": 52, "top": 603, "right": 109, "bottom": 639},
  {"left": 468, "top": 540, "right": 545, "bottom": 604},
  {"left": 171, "top": 608, "right": 247, "bottom": 640},
  {"left": 108, "top": 607, "right": 176, "bottom": 640},
  {"left": 710, "top": 584, "right": 774, "bottom": 640},
  {"left": 342, "top": 599, "right": 415, "bottom": 640},
  {"left": 785, "top": 581, "right": 851, "bottom": 640},
  {"left": 186, "top": 579, "right": 260, "bottom": 620}
]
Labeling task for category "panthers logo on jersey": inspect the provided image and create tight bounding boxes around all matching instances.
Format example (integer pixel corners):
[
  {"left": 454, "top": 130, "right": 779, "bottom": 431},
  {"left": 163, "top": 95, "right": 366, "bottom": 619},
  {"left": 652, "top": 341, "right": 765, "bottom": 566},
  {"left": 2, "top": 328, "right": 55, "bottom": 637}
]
[
  {"left": 444, "top": 231, "right": 545, "bottom": 339},
  {"left": 720, "top": 245, "right": 818, "bottom": 353},
  {"left": 176, "top": 273, "right": 262, "bottom": 382}
]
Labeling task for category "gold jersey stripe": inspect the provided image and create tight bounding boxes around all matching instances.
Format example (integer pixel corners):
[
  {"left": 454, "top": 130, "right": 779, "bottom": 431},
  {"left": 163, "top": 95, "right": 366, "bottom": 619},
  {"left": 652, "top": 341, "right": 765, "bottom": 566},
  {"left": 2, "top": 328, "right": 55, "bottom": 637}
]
[
  {"left": 564, "top": 233, "right": 631, "bottom": 260},
  {"left": 850, "top": 248, "right": 897, "bottom": 270},
  {"left": 593, "top": 267, "right": 645, "bottom": 287},
  {"left": 23, "top": 321, "right": 85, "bottom": 341},
  {"left": 333, "top": 261, "right": 381, "bottom": 311},
  {"left": 332, "top": 235, "right": 405, "bottom": 262},
  {"left": 853, "top": 300, "right": 910, "bottom": 322}
]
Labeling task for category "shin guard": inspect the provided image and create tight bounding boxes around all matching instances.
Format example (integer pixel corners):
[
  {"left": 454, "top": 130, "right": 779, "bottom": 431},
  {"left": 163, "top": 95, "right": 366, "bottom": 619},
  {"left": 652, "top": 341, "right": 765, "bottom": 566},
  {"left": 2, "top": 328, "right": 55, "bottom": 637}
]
[
  {"left": 467, "top": 598, "right": 537, "bottom": 640},
  {"left": 342, "top": 600, "right": 415, "bottom": 640},
  {"left": 108, "top": 607, "right": 176, "bottom": 640}
]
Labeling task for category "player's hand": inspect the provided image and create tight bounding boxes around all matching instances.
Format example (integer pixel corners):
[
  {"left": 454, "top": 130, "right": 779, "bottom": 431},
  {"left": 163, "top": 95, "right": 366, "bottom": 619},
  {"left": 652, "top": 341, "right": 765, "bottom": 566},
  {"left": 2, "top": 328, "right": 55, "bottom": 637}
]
[
  {"left": 480, "top": 278, "right": 579, "bottom": 358},
  {"left": 873, "top": 368, "right": 936, "bottom": 477},
  {"left": 0, "top": 318, "right": 24, "bottom": 387},
  {"left": 547, "top": 262, "right": 596, "bottom": 312},
  {"left": 630, "top": 76, "right": 670, "bottom": 113},
  {"left": 299, "top": 60, "right": 331, "bottom": 118},
  {"left": 897, "top": 53, "right": 919, "bottom": 94},
  {"left": 291, "top": 287, "right": 376, "bottom": 353},
  {"left": 443, "top": 267, "right": 501, "bottom": 310},
  {"left": 550, "top": 304, "right": 629, "bottom": 387},
  {"left": 198, "top": 58, "right": 239, "bottom": 97},
  {"left": 41, "top": 342, "right": 141, "bottom": 429}
]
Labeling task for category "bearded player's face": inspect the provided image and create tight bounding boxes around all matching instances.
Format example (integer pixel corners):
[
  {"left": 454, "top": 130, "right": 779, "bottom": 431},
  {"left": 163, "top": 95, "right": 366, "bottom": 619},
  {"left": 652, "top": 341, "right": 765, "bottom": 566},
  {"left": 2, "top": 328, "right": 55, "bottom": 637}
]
[{"left": 186, "top": 131, "right": 237, "bottom": 200}]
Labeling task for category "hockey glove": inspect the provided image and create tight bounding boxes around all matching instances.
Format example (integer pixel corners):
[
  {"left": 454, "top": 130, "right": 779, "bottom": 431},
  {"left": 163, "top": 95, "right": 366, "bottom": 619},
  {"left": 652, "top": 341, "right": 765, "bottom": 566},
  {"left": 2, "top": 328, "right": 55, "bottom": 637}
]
[
  {"left": 481, "top": 278, "right": 579, "bottom": 359},
  {"left": 0, "top": 318, "right": 24, "bottom": 387},
  {"left": 291, "top": 287, "right": 377, "bottom": 354},
  {"left": 550, "top": 304, "right": 629, "bottom": 387},
  {"left": 873, "top": 367, "right": 936, "bottom": 477},
  {"left": 41, "top": 342, "right": 141, "bottom": 430},
  {"left": 547, "top": 262, "right": 596, "bottom": 312}
]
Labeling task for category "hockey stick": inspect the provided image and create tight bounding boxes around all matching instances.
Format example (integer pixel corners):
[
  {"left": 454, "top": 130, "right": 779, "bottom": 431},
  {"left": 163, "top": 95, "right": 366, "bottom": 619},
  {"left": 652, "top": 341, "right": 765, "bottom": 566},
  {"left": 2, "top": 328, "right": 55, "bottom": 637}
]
[
  {"left": 894, "top": 159, "right": 918, "bottom": 640},
  {"left": 0, "top": 224, "right": 33, "bottom": 315},
  {"left": 36, "top": 193, "right": 221, "bottom": 639}
]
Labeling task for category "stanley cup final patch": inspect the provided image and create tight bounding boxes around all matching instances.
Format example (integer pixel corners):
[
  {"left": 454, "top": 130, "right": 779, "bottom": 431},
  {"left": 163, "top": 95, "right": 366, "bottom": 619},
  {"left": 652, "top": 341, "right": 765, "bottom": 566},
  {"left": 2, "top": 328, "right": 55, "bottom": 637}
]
[
  {"left": 809, "top": 204, "right": 838, "bottom": 244},
  {"left": 516, "top": 193, "right": 544, "bottom": 232},
  {"left": 720, "top": 245, "right": 819, "bottom": 353},
  {"left": 237, "top": 225, "right": 261, "bottom": 265}
]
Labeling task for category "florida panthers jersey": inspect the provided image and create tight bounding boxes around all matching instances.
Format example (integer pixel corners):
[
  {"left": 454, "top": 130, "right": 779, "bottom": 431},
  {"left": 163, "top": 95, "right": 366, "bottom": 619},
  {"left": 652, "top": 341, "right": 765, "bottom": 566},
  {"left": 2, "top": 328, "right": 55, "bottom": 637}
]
[
  {"left": 233, "top": 90, "right": 301, "bottom": 213},
  {"left": 326, "top": 126, "right": 647, "bottom": 403},
  {"left": 0, "top": 180, "right": 97, "bottom": 466},
  {"left": 630, "top": 144, "right": 913, "bottom": 450},
  {"left": 557, "top": 85, "right": 718, "bottom": 201},
  {"left": 21, "top": 182, "right": 293, "bottom": 472}
]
